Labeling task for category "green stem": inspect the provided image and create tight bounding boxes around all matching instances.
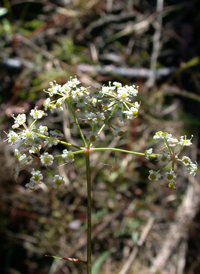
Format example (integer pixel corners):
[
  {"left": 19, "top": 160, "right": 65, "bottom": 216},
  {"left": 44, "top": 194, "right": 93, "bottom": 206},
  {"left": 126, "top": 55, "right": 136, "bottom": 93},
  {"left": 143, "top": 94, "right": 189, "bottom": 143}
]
[
  {"left": 34, "top": 133, "right": 80, "bottom": 149},
  {"left": 85, "top": 153, "right": 92, "bottom": 274},
  {"left": 66, "top": 98, "right": 87, "bottom": 147},
  {"left": 57, "top": 140, "right": 80, "bottom": 150},
  {"left": 98, "top": 104, "right": 118, "bottom": 135},
  {"left": 45, "top": 166, "right": 54, "bottom": 176},
  {"left": 92, "top": 147, "right": 160, "bottom": 158}
]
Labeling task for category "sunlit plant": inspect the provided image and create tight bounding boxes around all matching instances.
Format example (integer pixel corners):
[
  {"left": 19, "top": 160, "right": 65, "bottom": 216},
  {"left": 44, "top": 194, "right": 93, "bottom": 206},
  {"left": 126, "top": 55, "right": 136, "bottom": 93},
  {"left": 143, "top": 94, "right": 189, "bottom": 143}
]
[{"left": 5, "top": 77, "right": 198, "bottom": 274}]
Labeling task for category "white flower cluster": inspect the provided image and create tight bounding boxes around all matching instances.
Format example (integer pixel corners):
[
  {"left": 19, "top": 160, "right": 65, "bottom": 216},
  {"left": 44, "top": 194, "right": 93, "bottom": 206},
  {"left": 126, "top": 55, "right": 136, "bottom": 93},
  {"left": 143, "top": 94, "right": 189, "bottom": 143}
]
[
  {"left": 5, "top": 77, "right": 141, "bottom": 189},
  {"left": 99, "top": 82, "right": 140, "bottom": 126},
  {"left": 5, "top": 108, "right": 68, "bottom": 190},
  {"left": 42, "top": 77, "right": 140, "bottom": 141},
  {"left": 5, "top": 77, "right": 197, "bottom": 191},
  {"left": 148, "top": 131, "right": 198, "bottom": 189},
  {"left": 43, "top": 77, "right": 88, "bottom": 112}
]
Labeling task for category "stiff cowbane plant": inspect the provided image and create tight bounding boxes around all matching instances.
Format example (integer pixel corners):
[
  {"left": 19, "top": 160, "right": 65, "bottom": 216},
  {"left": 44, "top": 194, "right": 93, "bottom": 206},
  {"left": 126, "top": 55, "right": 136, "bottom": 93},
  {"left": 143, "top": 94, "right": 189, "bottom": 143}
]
[{"left": 5, "top": 77, "right": 198, "bottom": 273}]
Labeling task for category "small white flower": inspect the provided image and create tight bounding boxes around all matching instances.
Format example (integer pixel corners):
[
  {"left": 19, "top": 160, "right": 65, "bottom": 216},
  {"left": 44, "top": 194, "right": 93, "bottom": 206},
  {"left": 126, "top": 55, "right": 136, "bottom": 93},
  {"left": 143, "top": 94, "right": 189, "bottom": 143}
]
[
  {"left": 25, "top": 181, "right": 36, "bottom": 191},
  {"left": 125, "top": 85, "right": 138, "bottom": 96},
  {"left": 60, "top": 83, "right": 71, "bottom": 95},
  {"left": 124, "top": 107, "right": 139, "bottom": 119},
  {"left": 179, "top": 135, "right": 193, "bottom": 146},
  {"left": 32, "top": 137, "right": 42, "bottom": 148},
  {"left": 40, "top": 152, "right": 54, "bottom": 166},
  {"left": 95, "top": 112, "right": 105, "bottom": 125},
  {"left": 19, "top": 154, "right": 26, "bottom": 165},
  {"left": 189, "top": 162, "right": 198, "bottom": 176},
  {"left": 76, "top": 97, "right": 88, "bottom": 107},
  {"left": 153, "top": 131, "right": 172, "bottom": 141},
  {"left": 25, "top": 156, "right": 34, "bottom": 165},
  {"left": 17, "top": 113, "right": 26, "bottom": 124},
  {"left": 44, "top": 136, "right": 58, "bottom": 147},
  {"left": 80, "top": 86, "right": 89, "bottom": 94},
  {"left": 45, "top": 81, "right": 61, "bottom": 97},
  {"left": 30, "top": 108, "right": 46, "bottom": 120},
  {"left": 30, "top": 169, "right": 43, "bottom": 184},
  {"left": 71, "top": 88, "right": 84, "bottom": 102},
  {"left": 39, "top": 125, "right": 48, "bottom": 135},
  {"left": 167, "top": 181, "right": 176, "bottom": 189},
  {"left": 53, "top": 98, "right": 64, "bottom": 111},
  {"left": 157, "top": 153, "right": 171, "bottom": 165},
  {"left": 22, "top": 129, "right": 35, "bottom": 145},
  {"left": 6, "top": 131, "right": 19, "bottom": 145},
  {"left": 102, "top": 103, "right": 114, "bottom": 112},
  {"left": 117, "top": 87, "right": 129, "bottom": 101},
  {"left": 29, "top": 146, "right": 40, "bottom": 154},
  {"left": 113, "top": 82, "right": 122, "bottom": 88},
  {"left": 85, "top": 112, "right": 96, "bottom": 123},
  {"left": 24, "top": 135, "right": 35, "bottom": 146},
  {"left": 148, "top": 170, "right": 161, "bottom": 181},
  {"left": 102, "top": 100, "right": 116, "bottom": 112},
  {"left": 43, "top": 98, "right": 52, "bottom": 111},
  {"left": 62, "top": 149, "right": 74, "bottom": 163},
  {"left": 101, "top": 85, "right": 115, "bottom": 95},
  {"left": 134, "top": 101, "right": 140, "bottom": 109},
  {"left": 164, "top": 170, "right": 176, "bottom": 182},
  {"left": 52, "top": 175, "right": 65, "bottom": 188},
  {"left": 145, "top": 148, "right": 153, "bottom": 159},
  {"left": 12, "top": 113, "right": 26, "bottom": 128},
  {"left": 90, "top": 97, "right": 98, "bottom": 107},
  {"left": 12, "top": 123, "right": 20, "bottom": 129},
  {"left": 181, "top": 156, "right": 191, "bottom": 166},
  {"left": 68, "top": 77, "right": 80, "bottom": 88},
  {"left": 167, "top": 136, "right": 179, "bottom": 147}
]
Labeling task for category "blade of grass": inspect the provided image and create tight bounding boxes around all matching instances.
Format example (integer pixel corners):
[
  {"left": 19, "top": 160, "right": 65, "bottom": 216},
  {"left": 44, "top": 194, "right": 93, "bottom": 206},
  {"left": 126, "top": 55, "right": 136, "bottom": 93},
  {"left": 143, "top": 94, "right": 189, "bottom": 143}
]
[{"left": 92, "top": 250, "right": 112, "bottom": 274}]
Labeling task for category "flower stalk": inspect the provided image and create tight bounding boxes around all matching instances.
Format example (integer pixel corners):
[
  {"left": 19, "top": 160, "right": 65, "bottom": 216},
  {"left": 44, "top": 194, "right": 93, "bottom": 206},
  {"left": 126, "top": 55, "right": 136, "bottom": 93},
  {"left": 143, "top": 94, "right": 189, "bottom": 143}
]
[
  {"left": 85, "top": 151, "right": 92, "bottom": 274},
  {"left": 5, "top": 77, "right": 198, "bottom": 272}
]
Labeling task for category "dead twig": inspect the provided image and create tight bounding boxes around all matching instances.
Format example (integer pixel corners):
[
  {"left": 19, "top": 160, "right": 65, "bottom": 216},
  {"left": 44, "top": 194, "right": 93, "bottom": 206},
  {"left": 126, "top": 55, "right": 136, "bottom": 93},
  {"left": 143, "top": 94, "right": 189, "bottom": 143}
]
[
  {"left": 150, "top": 180, "right": 200, "bottom": 273},
  {"left": 77, "top": 64, "right": 176, "bottom": 79},
  {"left": 146, "top": 0, "right": 164, "bottom": 88}
]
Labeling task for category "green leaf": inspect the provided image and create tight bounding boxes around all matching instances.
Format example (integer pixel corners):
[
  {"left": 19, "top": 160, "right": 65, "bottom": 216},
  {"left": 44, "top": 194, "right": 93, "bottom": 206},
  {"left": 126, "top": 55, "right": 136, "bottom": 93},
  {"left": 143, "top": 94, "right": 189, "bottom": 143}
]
[
  {"left": 24, "top": 19, "right": 42, "bottom": 30},
  {"left": 92, "top": 250, "right": 112, "bottom": 274},
  {"left": 184, "top": 56, "right": 199, "bottom": 68}
]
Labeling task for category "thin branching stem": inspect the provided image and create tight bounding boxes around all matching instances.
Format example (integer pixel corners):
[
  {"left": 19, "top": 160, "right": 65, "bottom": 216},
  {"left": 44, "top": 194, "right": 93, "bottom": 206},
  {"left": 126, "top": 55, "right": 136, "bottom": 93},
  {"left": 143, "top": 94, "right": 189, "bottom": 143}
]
[
  {"left": 66, "top": 98, "right": 87, "bottom": 147},
  {"left": 85, "top": 152, "right": 92, "bottom": 274},
  {"left": 92, "top": 147, "right": 160, "bottom": 158}
]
